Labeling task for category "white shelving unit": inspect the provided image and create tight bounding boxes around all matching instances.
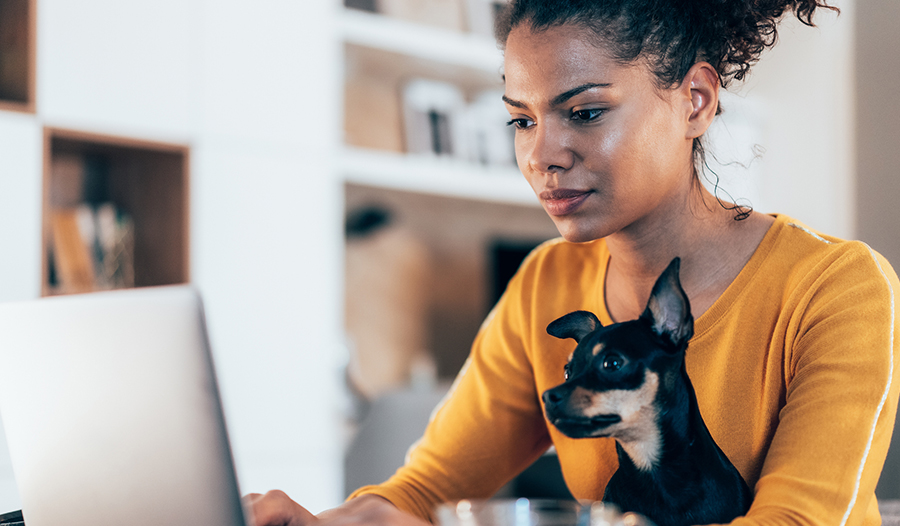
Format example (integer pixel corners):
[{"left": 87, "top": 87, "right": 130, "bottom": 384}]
[
  {"left": 337, "top": 6, "right": 540, "bottom": 206},
  {"left": 340, "top": 147, "right": 536, "bottom": 205},
  {"left": 337, "top": 2, "right": 558, "bottom": 404},
  {"left": 337, "top": 6, "right": 560, "bottom": 498}
]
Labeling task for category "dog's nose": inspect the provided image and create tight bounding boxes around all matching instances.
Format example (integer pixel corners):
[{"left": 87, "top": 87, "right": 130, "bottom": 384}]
[{"left": 542, "top": 388, "right": 563, "bottom": 406}]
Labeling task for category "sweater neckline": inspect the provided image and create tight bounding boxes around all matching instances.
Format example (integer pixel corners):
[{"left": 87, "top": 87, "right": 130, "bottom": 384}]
[
  {"left": 594, "top": 214, "right": 788, "bottom": 336},
  {"left": 690, "top": 213, "right": 788, "bottom": 338}
]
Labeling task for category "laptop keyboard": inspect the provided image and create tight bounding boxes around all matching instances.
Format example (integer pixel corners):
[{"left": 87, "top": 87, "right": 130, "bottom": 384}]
[{"left": 0, "top": 509, "right": 23, "bottom": 525}]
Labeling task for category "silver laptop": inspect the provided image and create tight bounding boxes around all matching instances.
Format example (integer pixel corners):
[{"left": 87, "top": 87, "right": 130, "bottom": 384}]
[{"left": 0, "top": 286, "right": 250, "bottom": 526}]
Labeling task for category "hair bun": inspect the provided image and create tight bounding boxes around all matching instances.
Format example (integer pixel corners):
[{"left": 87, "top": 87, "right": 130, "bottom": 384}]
[{"left": 496, "top": 0, "right": 839, "bottom": 87}]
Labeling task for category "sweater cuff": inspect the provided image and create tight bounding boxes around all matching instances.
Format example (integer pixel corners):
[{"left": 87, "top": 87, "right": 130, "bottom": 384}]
[{"left": 348, "top": 484, "right": 441, "bottom": 524}]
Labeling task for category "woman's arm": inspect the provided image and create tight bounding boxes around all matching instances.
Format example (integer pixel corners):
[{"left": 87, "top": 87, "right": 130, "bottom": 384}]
[{"left": 734, "top": 245, "right": 900, "bottom": 525}]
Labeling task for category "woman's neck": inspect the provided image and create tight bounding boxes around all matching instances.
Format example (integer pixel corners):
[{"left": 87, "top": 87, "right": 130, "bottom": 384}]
[{"left": 603, "top": 190, "right": 773, "bottom": 323}]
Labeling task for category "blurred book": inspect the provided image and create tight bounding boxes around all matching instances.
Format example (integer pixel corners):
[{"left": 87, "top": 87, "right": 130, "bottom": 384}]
[
  {"left": 463, "top": 88, "right": 515, "bottom": 166},
  {"left": 50, "top": 208, "right": 95, "bottom": 294},
  {"left": 49, "top": 204, "right": 135, "bottom": 294},
  {"left": 47, "top": 152, "right": 135, "bottom": 294},
  {"left": 402, "top": 78, "right": 468, "bottom": 158}
]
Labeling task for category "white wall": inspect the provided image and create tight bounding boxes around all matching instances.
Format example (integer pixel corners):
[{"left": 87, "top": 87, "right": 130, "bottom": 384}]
[
  {"left": 189, "top": 0, "right": 345, "bottom": 511},
  {"left": 855, "top": 0, "right": 900, "bottom": 500},
  {"left": 0, "top": 0, "right": 346, "bottom": 515},
  {"left": 707, "top": 1, "right": 856, "bottom": 239},
  {"left": 0, "top": 114, "right": 43, "bottom": 303}
]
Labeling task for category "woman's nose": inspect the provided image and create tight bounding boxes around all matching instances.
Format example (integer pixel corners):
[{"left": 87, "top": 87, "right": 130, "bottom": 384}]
[{"left": 522, "top": 120, "right": 574, "bottom": 175}]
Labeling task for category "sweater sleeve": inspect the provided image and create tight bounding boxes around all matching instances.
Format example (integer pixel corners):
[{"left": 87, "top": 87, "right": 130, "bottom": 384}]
[
  {"left": 732, "top": 244, "right": 900, "bottom": 526},
  {"left": 348, "top": 259, "right": 554, "bottom": 522}
]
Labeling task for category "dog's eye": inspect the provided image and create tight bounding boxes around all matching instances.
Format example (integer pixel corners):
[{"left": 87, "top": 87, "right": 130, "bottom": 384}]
[
  {"left": 563, "top": 363, "right": 571, "bottom": 380},
  {"left": 602, "top": 354, "right": 624, "bottom": 372}
]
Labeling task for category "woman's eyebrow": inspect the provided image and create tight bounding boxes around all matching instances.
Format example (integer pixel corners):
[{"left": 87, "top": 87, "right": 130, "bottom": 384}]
[
  {"left": 502, "top": 82, "right": 613, "bottom": 109},
  {"left": 552, "top": 83, "right": 612, "bottom": 105}
]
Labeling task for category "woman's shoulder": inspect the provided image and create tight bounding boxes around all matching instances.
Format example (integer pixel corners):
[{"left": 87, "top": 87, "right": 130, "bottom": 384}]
[
  {"left": 756, "top": 214, "right": 898, "bottom": 302},
  {"left": 768, "top": 215, "right": 892, "bottom": 274}
]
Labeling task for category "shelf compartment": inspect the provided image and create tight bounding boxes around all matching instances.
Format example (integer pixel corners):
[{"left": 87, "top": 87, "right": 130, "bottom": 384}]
[
  {"left": 340, "top": 147, "right": 538, "bottom": 207},
  {"left": 0, "top": 0, "right": 36, "bottom": 112},
  {"left": 345, "top": 183, "right": 558, "bottom": 381},
  {"left": 42, "top": 128, "right": 190, "bottom": 296}
]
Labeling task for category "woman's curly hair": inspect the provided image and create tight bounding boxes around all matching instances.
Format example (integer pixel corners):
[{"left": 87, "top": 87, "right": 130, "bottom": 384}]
[
  {"left": 495, "top": 0, "right": 837, "bottom": 219},
  {"left": 495, "top": 0, "right": 839, "bottom": 89}
]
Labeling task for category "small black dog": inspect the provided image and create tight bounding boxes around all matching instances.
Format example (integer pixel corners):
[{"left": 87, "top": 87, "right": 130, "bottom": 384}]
[{"left": 542, "top": 258, "right": 752, "bottom": 526}]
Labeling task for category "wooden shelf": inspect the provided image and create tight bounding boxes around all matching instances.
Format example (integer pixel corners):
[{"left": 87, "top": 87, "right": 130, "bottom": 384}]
[
  {"left": 339, "top": 8, "right": 503, "bottom": 74},
  {"left": 0, "top": 0, "right": 35, "bottom": 112},
  {"left": 42, "top": 128, "right": 190, "bottom": 296},
  {"left": 340, "top": 147, "right": 538, "bottom": 207}
]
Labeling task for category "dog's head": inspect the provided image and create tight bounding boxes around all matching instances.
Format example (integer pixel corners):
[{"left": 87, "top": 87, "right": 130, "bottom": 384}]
[{"left": 542, "top": 258, "right": 694, "bottom": 450}]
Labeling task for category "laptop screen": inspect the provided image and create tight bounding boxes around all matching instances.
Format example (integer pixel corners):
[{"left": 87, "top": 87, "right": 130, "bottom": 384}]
[{"left": 0, "top": 286, "right": 248, "bottom": 526}]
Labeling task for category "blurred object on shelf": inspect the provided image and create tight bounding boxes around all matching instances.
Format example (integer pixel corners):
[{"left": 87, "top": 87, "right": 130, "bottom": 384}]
[
  {"left": 49, "top": 209, "right": 95, "bottom": 294},
  {"left": 46, "top": 151, "right": 136, "bottom": 295},
  {"left": 378, "top": 0, "right": 465, "bottom": 31},
  {"left": 463, "top": 0, "right": 507, "bottom": 37},
  {"left": 344, "top": 384, "right": 449, "bottom": 496},
  {"left": 345, "top": 205, "right": 436, "bottom": 400},
  {"left": 48, "top": 204, "right": 135, "bottom": 295},
  {"left": 344, "top": 72, "right": 404, "bottom": 152},
  {"left": 463, "top": 89, "right": 515, "bottom": 167},
  {"left": 93, "top": 203, "right": 135, "bottom": 291},
  {"left": 402, "top": 78, "right": 468, "bottom": 159},
  {"left": 344, "top": 0, "right": 378, "bottom": 12},
  {"left": 399, "top": 80, "right": 515, "bottom": 166}
]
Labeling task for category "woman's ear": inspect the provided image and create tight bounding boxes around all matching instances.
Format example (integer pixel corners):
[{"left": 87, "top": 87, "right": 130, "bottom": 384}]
[{"left": 682, "top": 62, "right": 720, "bottom": 140}]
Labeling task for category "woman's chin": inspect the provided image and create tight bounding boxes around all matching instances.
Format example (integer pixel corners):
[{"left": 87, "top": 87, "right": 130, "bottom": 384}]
[{"left": 553, "top": 221, "right": 605, "bottom": 244}]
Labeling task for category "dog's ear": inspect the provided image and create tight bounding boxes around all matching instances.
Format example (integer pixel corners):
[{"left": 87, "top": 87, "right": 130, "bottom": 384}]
[
  {"left": 547, "top": 311, "right": 602, "bottom": 343},
  {"left": 641, "top": 258, "right": 694, "bottom": 348}
]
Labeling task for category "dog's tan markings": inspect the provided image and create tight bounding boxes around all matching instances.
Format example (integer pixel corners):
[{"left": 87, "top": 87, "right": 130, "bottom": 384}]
[
  {"left": 580, "top": 371, "right": 663, "bottom": 471},
  {"left": 592, "top": 343, "right": 605, "bottom": 356}
]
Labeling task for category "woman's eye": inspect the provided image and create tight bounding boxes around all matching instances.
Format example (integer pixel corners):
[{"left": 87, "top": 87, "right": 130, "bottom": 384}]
[
  {"left": 506, "top": 118, "right": 534, "bottom": 130},
  {"left": 571, "top": 109, "right": 603, "bottom": 122},
  {"left": 601, "top": 354, "right": 624, "bottom": 372}
]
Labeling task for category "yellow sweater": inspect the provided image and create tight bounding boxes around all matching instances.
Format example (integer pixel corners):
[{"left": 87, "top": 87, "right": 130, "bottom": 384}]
[{"left": 351, "top": 215, "right": 900, "bottom": 526}]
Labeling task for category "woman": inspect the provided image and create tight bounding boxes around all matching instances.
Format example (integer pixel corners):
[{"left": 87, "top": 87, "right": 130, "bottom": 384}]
[{"left": 250, "top": 0, "right": 900, "bottom": 524}]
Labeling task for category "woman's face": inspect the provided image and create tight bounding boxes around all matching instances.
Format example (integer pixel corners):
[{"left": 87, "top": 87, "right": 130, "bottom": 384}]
[{"left": 503, "top": 24, "right": 697, "bottom": 243}]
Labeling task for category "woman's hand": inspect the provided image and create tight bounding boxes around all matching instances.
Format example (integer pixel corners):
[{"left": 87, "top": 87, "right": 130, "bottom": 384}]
[
  {"left": 245, "top": 490, "right": 316, "bottom": 526},
  {"left": 245, "top": 492, "right": 432, "bottom": 526}
]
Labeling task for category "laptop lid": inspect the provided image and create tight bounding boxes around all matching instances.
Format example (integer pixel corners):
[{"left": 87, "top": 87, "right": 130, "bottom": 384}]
[{"left": 0, "top": 286, "right": 248, "bottom": 526}]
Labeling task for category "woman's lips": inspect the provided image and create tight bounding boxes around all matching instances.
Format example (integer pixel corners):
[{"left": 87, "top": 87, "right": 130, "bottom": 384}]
[{"left": 540, "top": 189, "right": 593, "bottom": 216}]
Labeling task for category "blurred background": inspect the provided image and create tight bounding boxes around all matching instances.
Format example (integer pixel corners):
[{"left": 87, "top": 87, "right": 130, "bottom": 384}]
[{"left": 0, "top": 0, "right": 897, "bottom": 515}]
